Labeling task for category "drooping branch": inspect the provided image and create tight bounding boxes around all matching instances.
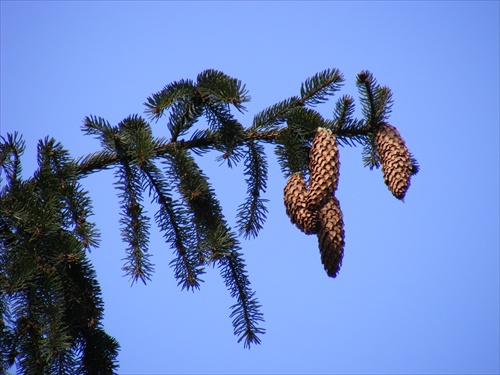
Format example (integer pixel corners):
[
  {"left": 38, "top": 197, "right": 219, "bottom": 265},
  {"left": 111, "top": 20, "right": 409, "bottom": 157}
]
[
  {"left": 236, "top": 140, "right": 269, "bottom": 239},
  {"left": 1, "top": 67, "right": 419, "bottom": 369}
]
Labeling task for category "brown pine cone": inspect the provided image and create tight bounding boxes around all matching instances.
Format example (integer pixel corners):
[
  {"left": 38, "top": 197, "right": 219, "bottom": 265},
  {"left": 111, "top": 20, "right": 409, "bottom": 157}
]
[
  {"left": 307, "top": 128, "right": 340, "bottom": 210},
  {"left": 316, "top": 195, "right": 345, "bottom": 278},
  {"left": 283, "top": 173, "right": 318, "bottom": 234},
  {"left": 375, "top": 123, "right": 413, "bottom": 200}
]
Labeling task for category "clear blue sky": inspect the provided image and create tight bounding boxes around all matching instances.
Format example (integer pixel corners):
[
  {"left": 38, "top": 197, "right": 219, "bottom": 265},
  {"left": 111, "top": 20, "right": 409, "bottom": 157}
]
[{"left": 1, "top": 1, "right": 499, "bottom": 374}]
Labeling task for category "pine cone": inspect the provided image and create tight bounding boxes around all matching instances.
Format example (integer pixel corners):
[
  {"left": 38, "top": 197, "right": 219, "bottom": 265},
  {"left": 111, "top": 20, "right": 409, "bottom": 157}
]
[
  {"left": 307, "top": 128, "right": 340, "bottom": 210},
  {"left": 317, "top": 195, "right": 345, "bottom": 278},
  {"left": 284, "top": 173, "right": 318, "bottom": 234},
  {"left": 375, "top": 123, "right": 413, "bottom": 200}
]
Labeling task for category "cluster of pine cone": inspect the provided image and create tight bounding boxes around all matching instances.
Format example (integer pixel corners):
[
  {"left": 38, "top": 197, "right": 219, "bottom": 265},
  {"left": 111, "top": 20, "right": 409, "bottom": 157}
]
[
  {"left": 284, "top": 124, "right": 414, "bottom": 278},
  {"left": 284, "top": 128, "right": 344, "bottom": 278}
]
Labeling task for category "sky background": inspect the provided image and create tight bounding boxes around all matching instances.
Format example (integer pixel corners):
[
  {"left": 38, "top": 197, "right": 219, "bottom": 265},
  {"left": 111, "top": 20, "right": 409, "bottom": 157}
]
[{"left": 1, "top": 1, "right": 499, "bottom": 374}]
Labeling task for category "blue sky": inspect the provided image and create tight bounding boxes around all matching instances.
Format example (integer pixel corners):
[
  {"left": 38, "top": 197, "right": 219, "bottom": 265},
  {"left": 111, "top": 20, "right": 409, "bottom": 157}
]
[{"left": 1, "top": 1, "right": 499, "bottom": 374}]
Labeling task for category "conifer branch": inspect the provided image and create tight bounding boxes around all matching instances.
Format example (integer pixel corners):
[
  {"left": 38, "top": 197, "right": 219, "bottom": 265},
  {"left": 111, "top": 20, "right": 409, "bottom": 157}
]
[
  {"left": 0, "top": 132, "right": 25, "bottom": 191},
  {"left": 166, "top": 98, "right": 204, "bottom": 141},
  {"left": 140, "top": 162, "right": 204, "bottom": 290},
  {"left": 299, "top": 68, "right": 344, "bottom": 107},
  {"left": 362, "top": 135, "right": 380, "bottom": 170},
  {"left": 201, "top": 100, "right": 246, "bottom": 167},
  {"left": 1, "top": 67, "right": 419, "bottom": 366},
  {"left": 85, "top": 116, "right": 155, "bottom": 284},
  {"left": 332, "top": 95, "right": 356, "bottom": 129},
  {"left": 221, "top": 249, "right": 265, "bottom": 349},
  {"left": 196, "top": 69, "right": 251, "bottom": 113},
  {"left": 113, "top": 133, "right": 154, "bottom": 285},
  {"left": 275, "top": 127, "right": 311, "bottom": 178},
  {"left": 357, "top": 70, "right": 378, "bottom": 126},
  {"left": 356, "top": 70, "right": 393, "bottom": 128},
  {"left": 165, "top": 148, "right": 265, "bottom": 344},
  {"left": 330, "top": 95, "right": 370, "bottom": 147},
  {"left": 236, "top": 140, "right": 269, "bottom": 239},
  {"left": 73, "top": 130, "right": 281, "bottom": 176},
  {"left": 0, "top": 138, "right": 119, "bottom": 372},
  {"left": 252, "top": 96, "right": 302, "bottom": 131},
  {"left": 40, "top": 138, "right": 100, "bottom": 251},
  {"left": 144, "top": 79, "right": 198, "bottom": 121}
]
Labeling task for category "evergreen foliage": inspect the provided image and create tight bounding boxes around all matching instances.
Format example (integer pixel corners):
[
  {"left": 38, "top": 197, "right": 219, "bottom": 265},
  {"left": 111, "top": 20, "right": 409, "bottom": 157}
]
[
  {"left": 1, "top": 136, "right": 119, "bottom": 374},
  {"left": 1, "top": 68, "right": 419, "bottom": 373}
]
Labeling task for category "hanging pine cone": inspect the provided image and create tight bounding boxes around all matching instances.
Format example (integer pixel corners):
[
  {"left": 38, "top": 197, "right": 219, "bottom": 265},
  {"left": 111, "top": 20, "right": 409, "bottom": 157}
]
[
  {"left": 316, "top": 195, "right": 345, "bottom": 278},
  {"left": 307, "top": 127, "right": 340, "bottom": 210},
  {"left": 375, "top": 123, "right": 413, "bottom": 200},
  {"left": 283, "top": 173, "right": 318, "bottom": 234}
]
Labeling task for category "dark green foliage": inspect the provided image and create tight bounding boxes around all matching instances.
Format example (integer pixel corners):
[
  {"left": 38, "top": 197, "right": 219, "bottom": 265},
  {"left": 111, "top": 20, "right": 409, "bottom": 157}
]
[
  {"left": 164, "top": 147, "right": 264, "bottom": 346},
  {"left": 164, "top": 147, "right": 228, "bottom": 261},
  {"left": 299, "top": 68, "right": 344, "bottom": 107},
  {"left": 0, "top": 137, "right": 119, "bottom": 374},
  {"left": 236, "top": 140, "right": 268, "bottom": 239},
  {"left": 196, "top": 69, "right": 251, "bottom": 113},
  {"left": 1, "top": 68, "right": 418, "bottom": 373},
  {"left": 355, "top": 71, "right": 400, "bottom": 171},
  {"left": 356, "top": 70, "right": 393, "bottom": 127},
  {"left": 220, "top": 247, "right": 265, "bottom": 349},
  {"left": 251, "top": 68, "right": 343, "bottom": 132},
  {"left": 144, "top": 79, "right": 198, "bottom": 122},
  {"left": 0, "top": 133, "right": 25, "bottom": 191},
  {"left": 355, "top": 71, "right": 419, "bottom": 175},
  {"left": 140, "top": 150, "right": 203, "bottom": 291},
  {"left": 330, "top": 95, "right": 369, "bottom": 147},
  {"left": 273, "top": 107, "right": 327, "bottom": 178},
  {"left": 275, "top": 127, "right": 310, "bottom": 178},
  {"left": 252, "top": 96, "right": 302, "bottom": 131}
]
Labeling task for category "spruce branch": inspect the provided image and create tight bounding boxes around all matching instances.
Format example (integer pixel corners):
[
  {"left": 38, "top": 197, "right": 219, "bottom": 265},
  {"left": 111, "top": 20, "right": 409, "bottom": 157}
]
[
  {"left": 196, "top": 69, "right": 251, "bottom": 113},
  {"left": 218, "top": 245, "right": 265, "bottom": 348},
  {"left": 330, "top": 95, "right": 370, "bottom": 147},
  {"left": 165, "top": 147, "right": 265, "bottom": 344},
  {"left": 82, "top": 115, "right": 119, "bottom": 152},
  {"left": 251, "top": 67, "right": 343, "bottom": 132},
  {"left": 286, "top": 106, "right": 327, "bottom": 137},
  {"left": 140, "top": 161, "right": 204, "bottom": 290},
  {"left": 332, "top": 95, "right": 356, "bottom": 129},
  {"left": 0, "top": 143, "right": 119, "bottom": 373},
  {"left": 73, "top": 128, "right": 280, "bottom": 177},
  {"left": 116, "top": 167, "right": 154, "bottom": 285},
  {"left": 37, "top": 138, "right": 100, "bottom": 251},
  {"left": 164, "top": 147, "right": 230, "bottom": 261},
  {"left": 201, "top": 100, "right": 246, "bottom": 167},
  {"left": 73, "top": 149, "right": 117, "bottom": 176},
  {"left": 144, "top": 79, "right": 197, "bottom": 121},
  {"left": 166, "top": 97, "right": 204, "bottom": 142},
  {"left": 111, "top": 120, "right": 154, "bottom": 285},
  {"left": 356, "top": 70, "right": 393, "bottom": 127},
  {"left": 362, "top": 135, "right": 380, "bottom": 170},
  {"left": 299, "top": 68, "right": 344, "bottom": 107},
  {"left": 252, "top": 96, "right": 302, "bottom": 131},
  {"left": 275, "top": 127, "right": 311, "bottom": 179},
  {"left": 236, "top": 140, "right": 269, "bottom": 239},
  {"left": 0, "top": 132, "right": 25, "bottom": 192},
  {"left": 1, "top": 67, "right": 419, "bottom": 364}
]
